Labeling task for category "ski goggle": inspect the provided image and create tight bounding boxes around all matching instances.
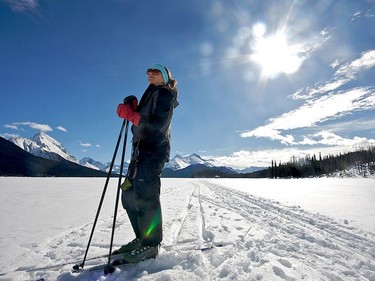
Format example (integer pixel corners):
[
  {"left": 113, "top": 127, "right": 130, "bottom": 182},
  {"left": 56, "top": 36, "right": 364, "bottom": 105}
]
[{"left": 146, "top": 69, "right": 161, "bottom": 75}]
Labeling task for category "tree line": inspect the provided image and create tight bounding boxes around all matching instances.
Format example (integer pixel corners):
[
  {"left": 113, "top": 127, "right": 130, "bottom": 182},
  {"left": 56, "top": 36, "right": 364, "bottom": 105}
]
[
  {"left": 268, "top": 147, "right": 375, "bottom": 178},
  {"left": 190, "top": 147, "right": 375, "bottom": 178}
]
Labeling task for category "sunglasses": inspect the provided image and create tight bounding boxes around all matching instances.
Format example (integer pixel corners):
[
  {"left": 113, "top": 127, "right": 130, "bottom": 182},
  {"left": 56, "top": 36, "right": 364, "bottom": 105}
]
[{"left": 146, "top": 69, "right": 161, "bottom": 75}]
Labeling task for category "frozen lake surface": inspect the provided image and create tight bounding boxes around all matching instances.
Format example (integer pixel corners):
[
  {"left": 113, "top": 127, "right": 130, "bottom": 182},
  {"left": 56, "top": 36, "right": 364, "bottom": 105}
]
[{"left": 0, "top": 177, "right": 374, "bottom": 280}]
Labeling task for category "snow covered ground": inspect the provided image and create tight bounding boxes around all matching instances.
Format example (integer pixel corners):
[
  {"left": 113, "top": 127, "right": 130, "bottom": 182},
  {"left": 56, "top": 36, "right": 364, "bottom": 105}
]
[{"left": 0, "top": 177, "right": 374, "bottom": 281}]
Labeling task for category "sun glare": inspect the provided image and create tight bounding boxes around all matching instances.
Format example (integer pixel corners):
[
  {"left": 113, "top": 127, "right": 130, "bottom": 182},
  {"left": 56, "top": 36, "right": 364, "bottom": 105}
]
[{"left": 251, "top": 24, "right": 303, "bottom": 79}]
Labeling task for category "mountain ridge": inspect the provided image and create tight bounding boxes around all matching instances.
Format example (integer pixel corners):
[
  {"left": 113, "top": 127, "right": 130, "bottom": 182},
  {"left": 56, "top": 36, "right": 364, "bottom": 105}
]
[
  {"left": 0, "top": 137, "right": 107, "bottom": 177},
  {"left": 5, "top": 132, "right": 264, "bottom": 177},
  {"left": 9, "top": 132, "right": 78, "bottom": 163}
]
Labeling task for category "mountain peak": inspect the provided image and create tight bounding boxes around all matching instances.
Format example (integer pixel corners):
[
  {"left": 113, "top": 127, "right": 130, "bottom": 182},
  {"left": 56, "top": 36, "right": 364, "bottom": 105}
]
[
  {"left": 9, "top": 132, "right": 78, "bottom": 163},
  {"left": 165, "top": 153, "right": 213, "bottom": 171},
  {"left": 32, "top": 131, "right": 57, "bottom": 145},
  {"left": 79, "top": 157, "right": 107, "bottom": 171},
  {"left": 189, "top": 153, "right": 204, "bottom": 160}
]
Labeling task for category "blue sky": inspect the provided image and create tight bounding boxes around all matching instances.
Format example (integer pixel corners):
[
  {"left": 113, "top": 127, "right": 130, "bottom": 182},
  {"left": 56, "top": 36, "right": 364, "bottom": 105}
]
[{"left": 1, "top": 0, "right": 374, "bottom": 169}]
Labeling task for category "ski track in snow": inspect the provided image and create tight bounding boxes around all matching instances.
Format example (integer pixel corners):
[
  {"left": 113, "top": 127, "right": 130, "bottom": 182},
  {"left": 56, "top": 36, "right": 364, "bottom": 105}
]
[{"left": 1, "top": 179, "right": 375, "bottom": 281}]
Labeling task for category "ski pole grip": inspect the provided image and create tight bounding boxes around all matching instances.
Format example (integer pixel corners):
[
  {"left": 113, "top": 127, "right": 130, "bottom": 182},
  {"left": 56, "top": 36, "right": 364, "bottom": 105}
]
[{"left": 123, "top": 95, "right": 138, "bottom": 110}]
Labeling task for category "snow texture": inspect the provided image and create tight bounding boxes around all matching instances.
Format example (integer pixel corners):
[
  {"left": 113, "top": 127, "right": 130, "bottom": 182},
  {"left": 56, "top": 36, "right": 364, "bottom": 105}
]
[{"left": 0, "top": 178, "right": 374, "bottom": 281}]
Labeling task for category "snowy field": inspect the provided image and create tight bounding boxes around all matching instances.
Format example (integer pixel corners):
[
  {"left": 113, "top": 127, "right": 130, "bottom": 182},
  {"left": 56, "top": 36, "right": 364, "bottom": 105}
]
[{"left": 0, "top": 177, "right": 374, "bottom": 281}]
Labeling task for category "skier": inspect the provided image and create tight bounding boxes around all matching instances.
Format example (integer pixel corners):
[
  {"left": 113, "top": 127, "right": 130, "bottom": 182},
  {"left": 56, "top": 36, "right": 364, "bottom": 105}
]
[{"left": 115, "top": 64, "right": 179, "bottom": 264}]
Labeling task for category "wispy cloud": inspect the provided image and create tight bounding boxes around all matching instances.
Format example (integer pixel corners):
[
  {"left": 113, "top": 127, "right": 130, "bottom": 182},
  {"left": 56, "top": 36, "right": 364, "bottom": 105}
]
[
  {"left": 5, "top": 122, "right": 69, "bottom": 133},
  {"left": 351, "top": 9, "right": 374, "bottom": 21},
  {"left": 79, "top": 141, "right": 101, "bottom": 149},
  {"left": 56, "top": 126, "right": 67, "bottom": 133},
  {"left": 4, "top": 124, "right": 19, "bottom": 130},
  {"left": 241, "top": 48, "right": 375, "bottom": 148},
  {"left": 300, "top": 131, "right": 375, "bottom": 147},
  {"left": 291, "top": 50, "right": 375, "bottom": 100},
  {"left": 6, "top": 121, "right": 53, "bottom": 132},
  {"left": 241, "top": 86, "right": 375, "bottom": 144},
  {"left": 79, "top": 141, "right": 92, "bottom": 148},
  {"left": 2, "top": 0, "right": 39, "bottom": 13}
]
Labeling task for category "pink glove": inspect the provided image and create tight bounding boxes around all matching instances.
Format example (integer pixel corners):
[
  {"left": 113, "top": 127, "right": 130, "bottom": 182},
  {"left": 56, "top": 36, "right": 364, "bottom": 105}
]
[{"left": 117, "top": 104, "right": 141, "bottom": 126}]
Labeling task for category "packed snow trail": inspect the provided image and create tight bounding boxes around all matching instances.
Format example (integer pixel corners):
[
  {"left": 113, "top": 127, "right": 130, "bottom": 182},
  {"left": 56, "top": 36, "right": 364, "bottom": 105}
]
[{"left": 0, "top": 179, "right": 374, "bottom": 280}]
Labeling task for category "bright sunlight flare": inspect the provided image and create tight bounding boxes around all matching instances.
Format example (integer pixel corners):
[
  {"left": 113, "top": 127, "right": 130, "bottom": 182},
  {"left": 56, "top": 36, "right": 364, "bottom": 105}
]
[{"left": 251, "top": 23, "right": 303, "bottom": 79}]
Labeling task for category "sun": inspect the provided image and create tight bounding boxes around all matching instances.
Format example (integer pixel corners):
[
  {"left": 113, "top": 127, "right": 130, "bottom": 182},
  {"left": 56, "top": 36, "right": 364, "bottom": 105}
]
[{"left": 250, "top": 23, "right": 303, "bottom": 79}]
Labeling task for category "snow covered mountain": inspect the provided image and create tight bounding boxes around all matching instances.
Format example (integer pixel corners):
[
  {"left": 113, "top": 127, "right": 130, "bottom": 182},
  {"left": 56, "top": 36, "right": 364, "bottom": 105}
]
[
  {"left": 8, "top": 132, "right": 78, "bottom": 163},
  {"left": 81, "top": 153, "right": 239, "bottom": 177},
  {"left": 165, "top": 153, "right": 214, "bottom": 170},
  {"left": 236, "top": 166, "right": 264, "bottom": 174},
  {"left": 79, "top": 157, "right": 106, "bottom": 171},
  {"left": 162, "top": 154, "right": 239, "bottom": 178},
  {"left": 81, "top": 153, "right": 235, "bottom": 177},
  {"left": 80, "top": 157, "right": 128, "bottom": 175},
  {"left": 0, "top": 137, "right": 106, "bottom": 177},
  {"left": 6, "top": 133, "right": 258, "bottom": 177}
]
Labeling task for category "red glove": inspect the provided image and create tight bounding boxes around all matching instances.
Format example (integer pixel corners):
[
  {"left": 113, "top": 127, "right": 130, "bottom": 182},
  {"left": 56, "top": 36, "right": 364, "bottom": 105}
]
[
  {"left": 117, "top": 104, "right": 141, "bottom": 126},
  {"left": 123, "top": 95, "right": 138, "bottom": 111}
]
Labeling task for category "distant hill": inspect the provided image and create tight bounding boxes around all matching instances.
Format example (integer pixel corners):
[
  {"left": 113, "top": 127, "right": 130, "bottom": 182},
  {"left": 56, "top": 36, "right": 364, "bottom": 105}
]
[{"left": 0, "top": 137, "right": 107, "bottom": 177}]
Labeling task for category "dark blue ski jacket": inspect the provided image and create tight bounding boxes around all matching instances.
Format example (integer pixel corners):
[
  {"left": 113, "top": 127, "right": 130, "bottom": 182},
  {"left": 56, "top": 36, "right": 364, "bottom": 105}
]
[{"left": 132, "top": 84, "right": 179, "bottom": 161}]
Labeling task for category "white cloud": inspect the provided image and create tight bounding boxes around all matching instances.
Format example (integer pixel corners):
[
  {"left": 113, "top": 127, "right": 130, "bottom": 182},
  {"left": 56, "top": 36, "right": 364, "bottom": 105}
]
[
  {"left": 330, "top": 59, "right": 342, "bottom": 69},
  {"left": 208, "top": 137, "right": 375, "bottom": 169},
  {"left": 304, "top": 131, "right": 375, "bottom": 147},
  {"left": 335, "top": 50, "right": 375, "bottom": 78},
  {"left": 79, "top": 141, "right": 92, "bottom": 148},
  {"left": 5, "top": 122, "right": 70, "bottom": 134},
  {"left": 56, "top": 126, "right": 67, "bottom": 133},
  {"left": 207, "top": 149, "right": 280, "bottom": 168},
  {"left": 351, "top": 9, "right": 374, "bottom": 21},
  {"left": 10, "top": 121, "right": 53, "bottom": 132},
  {"left": 241, "top": 87, "right": 375, "bottom": 144},
  {"left": 4, "top": 124, "right": 19, "bottom": 130},
  {"left": 207, "top": 148, "right": 314, "bottom": 169},
  {"left": 300, "top": 137, "right": 318, "bottom": 146},
  {"left": 241, "top": 47, "right": 375, "bottom": 151},
  {"left": 292, "top": 50, "right": 375, "bottom": 100},
  {"left": 79, "top": 141, "right": 101, "bottom": 148}
]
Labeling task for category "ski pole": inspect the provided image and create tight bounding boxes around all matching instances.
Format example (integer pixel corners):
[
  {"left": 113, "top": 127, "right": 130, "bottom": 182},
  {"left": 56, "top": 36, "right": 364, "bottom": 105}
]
[
  {"left": 74, "top": 119, "right": 126, "bottom": 271},
  {"left": 107, "top": 120, "right": 130, "bottom": 269}
]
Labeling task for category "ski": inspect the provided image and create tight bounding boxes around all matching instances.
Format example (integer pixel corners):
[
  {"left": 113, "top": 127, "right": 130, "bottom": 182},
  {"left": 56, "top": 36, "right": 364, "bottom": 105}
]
[
  {"left": 72, "top": 262, "right": 116, "bottom": 274},
  {"left": 9, "top": 242, "right": 228, "bottom": 276},
  {"left": 163, "top": 242, "right": 225, "bottom": 252},
  {"left": 16, "top": 253, "right": 121, "bottom": 273},
  {"left": 72, "top": 243, "right": 227, "bottom": 275}
]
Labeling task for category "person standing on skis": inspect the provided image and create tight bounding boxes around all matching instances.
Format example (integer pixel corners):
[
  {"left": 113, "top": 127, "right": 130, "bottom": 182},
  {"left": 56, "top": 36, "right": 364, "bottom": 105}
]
[{"left": 115, "top": 64, "right": 179, "bottom": 264}]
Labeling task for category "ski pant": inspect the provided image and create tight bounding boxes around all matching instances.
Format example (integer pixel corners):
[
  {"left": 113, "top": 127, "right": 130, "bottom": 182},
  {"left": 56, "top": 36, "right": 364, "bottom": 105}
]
[{"left": 121, "top": 155, "right": 165, "bottom": 247}]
